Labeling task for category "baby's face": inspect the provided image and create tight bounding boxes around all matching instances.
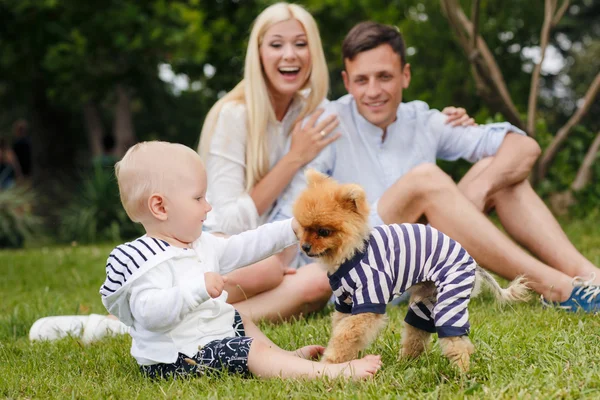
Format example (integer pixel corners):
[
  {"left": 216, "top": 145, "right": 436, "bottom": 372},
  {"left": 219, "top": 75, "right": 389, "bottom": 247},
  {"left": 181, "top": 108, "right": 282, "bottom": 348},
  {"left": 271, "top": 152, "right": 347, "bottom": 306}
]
[{"left": 165, "top": 158, "right": 212, "bottom": 244}]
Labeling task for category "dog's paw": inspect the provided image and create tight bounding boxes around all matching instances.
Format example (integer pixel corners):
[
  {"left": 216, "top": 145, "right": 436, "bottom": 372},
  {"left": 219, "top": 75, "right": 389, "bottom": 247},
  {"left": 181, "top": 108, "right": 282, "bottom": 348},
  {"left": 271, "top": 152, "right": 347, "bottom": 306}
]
[
  {"left": 322, "top": 349, "right": 353, "bottom": 364},
  {"left": 320, "top": 356, "right": 335, "bottom": 364},
  {"left": 400, "top": 345, "right": 424, "bottom": 359},
  {"left": 449, "top": 352, "right": 471, "bottom": 372},
  {"left": 439, "top": 336, "right": 474, "bottom": 373}
]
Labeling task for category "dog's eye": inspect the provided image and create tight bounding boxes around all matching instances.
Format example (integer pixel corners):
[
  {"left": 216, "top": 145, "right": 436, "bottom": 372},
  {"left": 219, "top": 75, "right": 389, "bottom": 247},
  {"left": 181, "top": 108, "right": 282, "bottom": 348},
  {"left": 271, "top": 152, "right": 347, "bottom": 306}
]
[{"left": 317, "top": 228, "right": 331, "bottom": 237}]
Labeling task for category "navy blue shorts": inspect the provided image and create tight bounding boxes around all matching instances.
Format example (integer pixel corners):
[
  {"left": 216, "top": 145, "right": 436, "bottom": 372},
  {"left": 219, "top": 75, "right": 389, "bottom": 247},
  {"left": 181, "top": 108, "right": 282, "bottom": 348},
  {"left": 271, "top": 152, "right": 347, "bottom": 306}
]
[{"left": 140, "top": 311, "right": 253, "bottom": 379}]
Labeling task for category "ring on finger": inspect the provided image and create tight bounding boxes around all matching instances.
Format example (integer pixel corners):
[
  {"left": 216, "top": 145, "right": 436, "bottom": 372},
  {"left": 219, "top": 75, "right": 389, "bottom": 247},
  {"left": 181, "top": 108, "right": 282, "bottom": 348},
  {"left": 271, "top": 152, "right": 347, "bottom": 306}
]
[{"left": 320, "top": 130, "right": 326, "bottom": 138}]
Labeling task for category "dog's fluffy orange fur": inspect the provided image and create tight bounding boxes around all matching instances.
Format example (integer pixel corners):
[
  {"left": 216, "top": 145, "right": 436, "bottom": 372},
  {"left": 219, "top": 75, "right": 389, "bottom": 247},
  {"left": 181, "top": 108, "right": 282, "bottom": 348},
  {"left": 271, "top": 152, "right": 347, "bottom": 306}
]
[{"left": 293, "top": 169, "right": 529, "bottom": 372}]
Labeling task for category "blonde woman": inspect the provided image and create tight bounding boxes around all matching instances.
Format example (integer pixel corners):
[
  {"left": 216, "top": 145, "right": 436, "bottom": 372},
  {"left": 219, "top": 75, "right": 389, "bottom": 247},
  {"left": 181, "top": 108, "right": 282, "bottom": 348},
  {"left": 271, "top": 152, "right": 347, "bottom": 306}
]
[
  {"left": 199, "top": 3, "right": 337, "bottom": 322},
  {"left": 198, "top": 2, "right": 475, "bottom": 323}
]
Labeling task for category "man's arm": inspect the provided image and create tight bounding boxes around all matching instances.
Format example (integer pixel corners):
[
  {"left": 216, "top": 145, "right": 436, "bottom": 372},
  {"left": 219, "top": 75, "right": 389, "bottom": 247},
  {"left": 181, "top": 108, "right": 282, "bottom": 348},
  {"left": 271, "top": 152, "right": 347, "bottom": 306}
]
[{"left": 432, "top": 112, "right": 539, "bottom": 209}]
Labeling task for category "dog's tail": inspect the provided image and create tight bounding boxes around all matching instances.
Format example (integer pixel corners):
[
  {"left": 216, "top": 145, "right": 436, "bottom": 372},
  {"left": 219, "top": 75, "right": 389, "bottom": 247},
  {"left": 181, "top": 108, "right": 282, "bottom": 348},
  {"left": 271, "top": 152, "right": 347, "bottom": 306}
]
[{"left": 475, "top": 266, "right": 530, "bottom": 303}]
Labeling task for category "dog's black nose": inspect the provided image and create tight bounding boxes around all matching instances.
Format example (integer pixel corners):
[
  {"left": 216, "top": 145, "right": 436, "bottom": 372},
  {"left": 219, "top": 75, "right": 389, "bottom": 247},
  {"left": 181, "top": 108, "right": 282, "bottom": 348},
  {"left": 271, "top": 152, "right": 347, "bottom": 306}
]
[{"left": 301, "top": 243, "right": 311, "bottom": 253}]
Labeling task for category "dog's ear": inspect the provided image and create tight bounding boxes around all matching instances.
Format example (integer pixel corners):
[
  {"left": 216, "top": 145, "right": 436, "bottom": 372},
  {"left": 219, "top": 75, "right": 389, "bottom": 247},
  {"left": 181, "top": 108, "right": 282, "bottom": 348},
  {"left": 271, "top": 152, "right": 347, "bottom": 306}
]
[
  {"left": 305, "top": 168, "right": 329, "bottom": 187},
  {"left": 337, "top": 183, "right": 368, "bottom": 214}
]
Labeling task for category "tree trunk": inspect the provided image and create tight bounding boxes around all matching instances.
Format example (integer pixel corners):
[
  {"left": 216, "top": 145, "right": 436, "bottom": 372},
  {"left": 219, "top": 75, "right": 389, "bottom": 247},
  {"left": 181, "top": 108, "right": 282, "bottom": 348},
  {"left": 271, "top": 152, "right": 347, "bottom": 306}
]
[
  {"left": 30, "top": 80, "right": 77, "bottom": 185},
  {"left": 30, "top": 78, "right": 79, "bottom": 218},
  {"left": 571, "top": 131, "right": 600, "bottom": 192},
  {"left": 113, "top": 84, "right": 136, "bottom": 157},
  {"left": 537, "top": 71, "right": 600, "bottom": 181},
  {"left": 83, "top": 101, "right": 104, "bottom": 158}
]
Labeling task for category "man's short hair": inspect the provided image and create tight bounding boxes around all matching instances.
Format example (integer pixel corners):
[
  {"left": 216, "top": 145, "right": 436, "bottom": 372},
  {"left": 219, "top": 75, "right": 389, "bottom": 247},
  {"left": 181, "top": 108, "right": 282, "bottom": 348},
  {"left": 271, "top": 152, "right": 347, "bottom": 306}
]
[{"left": 342, "top": 22, "right": 406, "bottom": 66}]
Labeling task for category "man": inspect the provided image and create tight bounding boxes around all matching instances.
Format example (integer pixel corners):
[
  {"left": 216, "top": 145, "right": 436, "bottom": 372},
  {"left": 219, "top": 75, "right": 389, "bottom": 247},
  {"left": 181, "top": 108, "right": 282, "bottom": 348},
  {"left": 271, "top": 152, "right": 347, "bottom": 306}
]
[{"left": 273, "top": 22, "right": 600, "bottom": 312}]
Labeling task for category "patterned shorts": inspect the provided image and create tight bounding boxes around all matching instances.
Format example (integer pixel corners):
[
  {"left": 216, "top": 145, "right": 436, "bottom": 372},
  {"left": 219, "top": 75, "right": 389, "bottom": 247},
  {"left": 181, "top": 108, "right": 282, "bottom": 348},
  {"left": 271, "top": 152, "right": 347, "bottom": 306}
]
[{"left": 140, "top": 311, "right": 253, "bottom": 379}]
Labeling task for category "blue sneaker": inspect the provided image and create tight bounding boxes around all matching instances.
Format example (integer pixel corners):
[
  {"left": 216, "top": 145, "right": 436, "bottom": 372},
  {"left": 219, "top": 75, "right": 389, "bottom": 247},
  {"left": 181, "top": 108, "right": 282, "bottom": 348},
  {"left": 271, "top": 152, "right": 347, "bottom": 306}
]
[{"left": 541, "top": 275, "right": 600, "bottom": 313}]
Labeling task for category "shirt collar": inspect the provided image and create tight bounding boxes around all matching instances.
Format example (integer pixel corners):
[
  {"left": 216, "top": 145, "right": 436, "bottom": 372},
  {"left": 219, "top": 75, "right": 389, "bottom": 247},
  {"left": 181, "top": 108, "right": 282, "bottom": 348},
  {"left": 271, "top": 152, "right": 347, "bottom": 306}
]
[
  {"left": 328, "top": 239, "right": 369, "bottom": 282},
  {"left": 350, "top": 96, "right": 402, "bottom": 143}
]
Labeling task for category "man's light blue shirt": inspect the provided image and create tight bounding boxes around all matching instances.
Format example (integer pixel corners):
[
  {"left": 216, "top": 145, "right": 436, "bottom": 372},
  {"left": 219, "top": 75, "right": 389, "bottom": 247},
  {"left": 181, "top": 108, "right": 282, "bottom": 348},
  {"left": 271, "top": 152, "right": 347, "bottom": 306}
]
[{"left": 270, "top": 94, "right": 526, "bottom": 224}]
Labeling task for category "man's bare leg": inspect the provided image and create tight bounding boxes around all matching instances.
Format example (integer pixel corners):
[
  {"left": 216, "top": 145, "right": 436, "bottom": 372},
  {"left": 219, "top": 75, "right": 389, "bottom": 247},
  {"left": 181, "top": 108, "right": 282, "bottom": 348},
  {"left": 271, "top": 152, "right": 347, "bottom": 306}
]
[
  {"left": 377, "top": 163, "right": 574, "bottom": 302},
  {"left": 232, "top": 263, "right": 332, "bottom": 323},
  {"left": 459, "top": 158, "right": 600, "bottom": 284},
  {"left": 490, "top": 181, "right": 599, "bottom": 283}
]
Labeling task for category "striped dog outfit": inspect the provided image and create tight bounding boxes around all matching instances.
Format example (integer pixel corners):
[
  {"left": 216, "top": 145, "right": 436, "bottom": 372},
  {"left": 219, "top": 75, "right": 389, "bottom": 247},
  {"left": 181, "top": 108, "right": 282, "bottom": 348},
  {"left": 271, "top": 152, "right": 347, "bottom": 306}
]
[{"left": 328, "top": 223, "right": 477, "bottom": 337}]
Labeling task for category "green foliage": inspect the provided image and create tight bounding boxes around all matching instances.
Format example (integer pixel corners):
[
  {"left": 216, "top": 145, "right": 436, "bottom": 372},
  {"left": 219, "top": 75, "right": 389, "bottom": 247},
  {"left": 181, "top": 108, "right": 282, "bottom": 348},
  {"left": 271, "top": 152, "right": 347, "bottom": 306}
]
[
  {"left": 0, "top": 0, "right": 209, "bottom": 107},
  {"left": 2, "top": 222, "right": 600, "bottom": 397},
  {"left": 0, "top": 0, "right": 598, "bottom": 222},
  {"left": 0, "top": 185, "right": 41, "bottom": 248},
  {"left": 59, "top": 166, "right": 143, "bottom": 244}
]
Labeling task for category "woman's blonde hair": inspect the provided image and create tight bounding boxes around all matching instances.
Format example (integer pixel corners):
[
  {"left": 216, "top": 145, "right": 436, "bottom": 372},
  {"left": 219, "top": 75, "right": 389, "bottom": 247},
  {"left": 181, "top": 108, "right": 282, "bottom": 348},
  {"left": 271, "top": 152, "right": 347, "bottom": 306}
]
[{"left": 198, "top": 2, "right": 328, "bottom": 191}]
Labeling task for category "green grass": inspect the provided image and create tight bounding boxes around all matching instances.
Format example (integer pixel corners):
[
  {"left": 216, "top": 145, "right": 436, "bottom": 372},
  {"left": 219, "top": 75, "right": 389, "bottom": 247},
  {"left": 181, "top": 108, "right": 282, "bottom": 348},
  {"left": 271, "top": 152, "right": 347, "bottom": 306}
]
[{"left": 2, "top": 218, "right": 600, "bottom": 399}]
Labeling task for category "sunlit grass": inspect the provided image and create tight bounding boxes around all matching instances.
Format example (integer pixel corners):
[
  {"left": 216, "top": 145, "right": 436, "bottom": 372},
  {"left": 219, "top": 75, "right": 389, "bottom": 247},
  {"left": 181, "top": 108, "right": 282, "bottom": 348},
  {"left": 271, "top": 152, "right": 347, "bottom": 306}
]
[{"left": 2, "top": 217, "right": 600, "bottom": 399}]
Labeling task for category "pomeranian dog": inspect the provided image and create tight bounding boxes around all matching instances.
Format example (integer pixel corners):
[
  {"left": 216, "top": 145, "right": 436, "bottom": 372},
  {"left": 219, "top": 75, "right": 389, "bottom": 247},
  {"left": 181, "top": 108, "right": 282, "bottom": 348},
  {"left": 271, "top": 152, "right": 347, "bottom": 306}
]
[{"left": 293, "top": 169, "right": 529, "bottom": 372}]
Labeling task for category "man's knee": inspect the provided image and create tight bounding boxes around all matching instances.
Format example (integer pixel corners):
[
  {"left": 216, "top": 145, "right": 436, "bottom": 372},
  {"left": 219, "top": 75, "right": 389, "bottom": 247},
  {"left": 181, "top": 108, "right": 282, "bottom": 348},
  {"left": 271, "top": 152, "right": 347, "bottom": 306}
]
[
  {"left": 405, "top": 163, "right": 457, "bottom": 198},
  {"left": 490, "top": 174, "right": 532, "bottom": 203}
]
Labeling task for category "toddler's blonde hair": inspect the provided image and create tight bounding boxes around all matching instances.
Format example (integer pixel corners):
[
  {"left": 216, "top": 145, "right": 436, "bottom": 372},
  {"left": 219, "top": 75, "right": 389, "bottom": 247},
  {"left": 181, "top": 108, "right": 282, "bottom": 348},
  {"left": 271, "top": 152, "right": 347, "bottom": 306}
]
[{"left": 115, "top": 141, "right": 202, "bottom": 222}]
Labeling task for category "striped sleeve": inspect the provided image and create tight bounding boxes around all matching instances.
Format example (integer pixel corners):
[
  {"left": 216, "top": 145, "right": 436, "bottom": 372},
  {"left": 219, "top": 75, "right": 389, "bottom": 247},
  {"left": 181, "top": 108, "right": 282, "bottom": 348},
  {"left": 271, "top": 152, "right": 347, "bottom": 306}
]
[{"left": 100, "top": 237, "right": 171, "bottom": 297}]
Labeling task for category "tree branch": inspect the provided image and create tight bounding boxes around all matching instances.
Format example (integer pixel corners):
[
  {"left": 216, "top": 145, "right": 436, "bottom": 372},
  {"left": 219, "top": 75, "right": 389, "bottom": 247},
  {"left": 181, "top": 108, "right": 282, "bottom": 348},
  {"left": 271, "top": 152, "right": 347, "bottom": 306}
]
[
  {"left": 83, "top": 101, "right": 104, "bottom": 158},
  {"left": 470, "top": 0, "right": 480, "bottom": 54},
  {"left": 552, "top": 0, "right": 570, "bottom": 27},
  {"left": 113, "top": 84, "right": 137, "bottom": 157},
  {"left": 526, "top": 0, "right": 556, "bottom": 137},
  {"left": 441, "top": 0, "right": 526, "bottom": 131},
  {"left": 537, "top": 71, "right": 600, "bottom": 181},
  {"left": 572, "top": 131, "right": 600, "bottom": 191}
]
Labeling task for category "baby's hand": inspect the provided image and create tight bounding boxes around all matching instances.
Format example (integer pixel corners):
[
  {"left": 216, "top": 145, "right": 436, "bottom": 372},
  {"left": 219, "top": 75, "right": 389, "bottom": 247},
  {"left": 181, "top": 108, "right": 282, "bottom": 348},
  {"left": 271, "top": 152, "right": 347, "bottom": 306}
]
[{"left": 204, "top": 272, "right": 228, "bottom": 298}]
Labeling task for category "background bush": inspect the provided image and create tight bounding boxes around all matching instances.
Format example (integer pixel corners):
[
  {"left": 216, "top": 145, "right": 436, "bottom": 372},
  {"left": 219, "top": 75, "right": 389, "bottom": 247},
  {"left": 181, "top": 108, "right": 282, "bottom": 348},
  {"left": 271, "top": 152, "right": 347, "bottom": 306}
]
[
  {"left": 58, "top": 166, "right": 143, "bottom": 244},
  {"left": 0, "top": 185, "right": 41, "bottom": 248}
]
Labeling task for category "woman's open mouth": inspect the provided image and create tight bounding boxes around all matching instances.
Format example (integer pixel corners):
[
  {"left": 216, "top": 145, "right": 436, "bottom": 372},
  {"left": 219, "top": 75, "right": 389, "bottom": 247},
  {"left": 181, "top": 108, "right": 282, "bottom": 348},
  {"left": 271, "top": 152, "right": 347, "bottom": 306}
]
[{"left": 278, "top": 66, "right": 301, "bottom": 81}]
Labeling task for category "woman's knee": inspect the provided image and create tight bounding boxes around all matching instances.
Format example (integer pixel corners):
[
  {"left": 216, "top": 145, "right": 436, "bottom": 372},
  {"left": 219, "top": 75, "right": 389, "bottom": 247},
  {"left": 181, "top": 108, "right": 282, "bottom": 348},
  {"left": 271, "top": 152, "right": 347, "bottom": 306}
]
[
  {"left": 226, "top": 257, "right": 285, "bottom": 299},
  {"left": 296, "top": 264, "right": 332, "bottom": 304}
]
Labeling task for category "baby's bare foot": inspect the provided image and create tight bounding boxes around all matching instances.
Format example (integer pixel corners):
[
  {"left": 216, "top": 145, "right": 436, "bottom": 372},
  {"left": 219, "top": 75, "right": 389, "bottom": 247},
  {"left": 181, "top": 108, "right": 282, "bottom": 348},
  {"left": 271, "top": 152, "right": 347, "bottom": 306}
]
[
  {"left": 337, "top": 354, "right": 382, "bottom": 380},
  {"left": 291, "top": 345, "right": 325, "bottom": 360}
]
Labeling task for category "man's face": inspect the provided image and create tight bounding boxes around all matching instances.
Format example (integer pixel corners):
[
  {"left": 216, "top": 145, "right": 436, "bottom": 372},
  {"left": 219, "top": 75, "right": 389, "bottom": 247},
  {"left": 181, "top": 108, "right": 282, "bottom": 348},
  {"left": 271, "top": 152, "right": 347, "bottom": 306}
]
[{"left": 342, "top": 44, "right": 411, "bottom": 131}]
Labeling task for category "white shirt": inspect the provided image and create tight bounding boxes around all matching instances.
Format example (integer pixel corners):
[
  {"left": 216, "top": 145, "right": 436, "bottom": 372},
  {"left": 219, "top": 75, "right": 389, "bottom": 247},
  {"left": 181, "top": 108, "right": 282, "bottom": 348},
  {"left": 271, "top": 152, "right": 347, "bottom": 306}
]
[
  {"left": 100, "top": 219, "right": 298, "bottom": 365},
  {"left": 204, "top": 98, "right": 305, "bottom": 235}
]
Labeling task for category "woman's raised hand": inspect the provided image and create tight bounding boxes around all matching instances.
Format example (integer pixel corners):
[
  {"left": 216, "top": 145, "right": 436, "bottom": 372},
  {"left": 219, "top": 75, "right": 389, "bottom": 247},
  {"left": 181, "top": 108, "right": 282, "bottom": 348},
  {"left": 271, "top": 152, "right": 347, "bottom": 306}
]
[{"left": 288, "top": 109, "right": 341, "bottom": 166}]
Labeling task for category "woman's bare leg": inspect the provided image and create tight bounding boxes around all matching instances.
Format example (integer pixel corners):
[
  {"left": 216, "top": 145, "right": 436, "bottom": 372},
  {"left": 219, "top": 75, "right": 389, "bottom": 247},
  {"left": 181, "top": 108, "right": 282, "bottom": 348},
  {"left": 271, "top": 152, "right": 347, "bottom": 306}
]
[
  {"left": 233, "top": 263, "right": 332, "bottom": 323},
  {"left": 225, "top": 246, "right": 297, "bottom": 304}
]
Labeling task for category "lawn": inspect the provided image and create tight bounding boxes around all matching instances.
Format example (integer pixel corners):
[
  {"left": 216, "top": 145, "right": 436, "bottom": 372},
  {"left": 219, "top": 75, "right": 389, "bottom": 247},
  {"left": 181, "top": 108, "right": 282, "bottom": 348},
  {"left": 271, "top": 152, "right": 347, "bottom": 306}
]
[{"left": 2, "top": 217, "right": 600, "bottom": 399}]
